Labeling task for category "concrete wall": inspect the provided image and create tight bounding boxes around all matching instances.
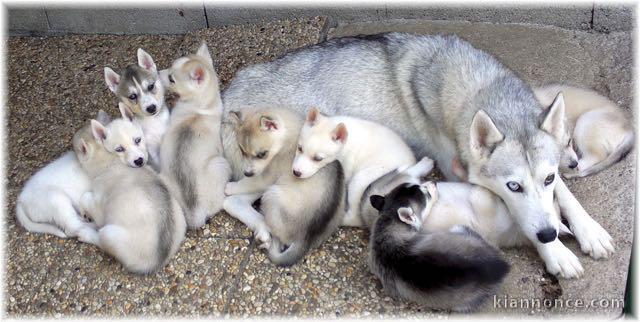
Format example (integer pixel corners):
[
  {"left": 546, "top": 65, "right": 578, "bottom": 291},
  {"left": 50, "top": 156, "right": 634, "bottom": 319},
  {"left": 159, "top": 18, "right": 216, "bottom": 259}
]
[{"left": 7, "top": 4, "right": 635, "bottom": 36}]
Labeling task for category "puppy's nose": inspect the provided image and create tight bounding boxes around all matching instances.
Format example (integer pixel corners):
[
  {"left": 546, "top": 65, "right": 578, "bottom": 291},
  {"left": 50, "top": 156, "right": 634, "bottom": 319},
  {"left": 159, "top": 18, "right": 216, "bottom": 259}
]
[
  {"left": 536, "top": 227, "right": 557, "bottom": 244},
  {"left": 146, "top": 105, "right": 157, "bottom": 114},
  {"left": 293, "top": 169, "right": 302, "bottom": 177},
  {"left": 134, "top": 157, "right": 144, "bottom": 167},
  {"left": 244, "top": 171, "right": 254, "bottom": 177},
  {"left": 568, "top": 160, "right": 578, "bottom": 169}
]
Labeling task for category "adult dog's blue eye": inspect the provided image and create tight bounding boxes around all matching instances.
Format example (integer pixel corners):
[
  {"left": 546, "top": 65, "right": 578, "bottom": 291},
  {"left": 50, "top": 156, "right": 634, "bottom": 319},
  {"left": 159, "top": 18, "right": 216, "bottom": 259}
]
[{"left": 507, "top": 181, "right": 523, "bottom": 193}]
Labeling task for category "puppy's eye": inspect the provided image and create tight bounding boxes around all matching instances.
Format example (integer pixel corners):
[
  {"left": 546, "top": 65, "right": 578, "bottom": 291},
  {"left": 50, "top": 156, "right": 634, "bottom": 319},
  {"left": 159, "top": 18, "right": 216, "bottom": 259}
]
[
  {"left": 134, "top": 137, "right": 142, "bottom": 145},
  {"left": 115, "top": 146, "right": 125, "bottom": 153},
  {"left": 256, "top": 151, "right": 268, "bottom": 159},
  {"left": 168, "top": 74, "right": 175, "bottom": 84},
  {"left": 297, "top": 145, "right": 303, "bottom": 153},
  {"left": 544, "top": 173, "right": 555, "bottom": 186},
  {"left": 313, "top": 155, "right": 324, "bottom": 162},
  {"left": 129, "top": 93, "right": 137, "bottom": 100},
  {"left": 506, "top": 181, "right": 523, "bottom": 193},
  {"left": 148, "top": 83, "right": 155, "bottom": 91}
]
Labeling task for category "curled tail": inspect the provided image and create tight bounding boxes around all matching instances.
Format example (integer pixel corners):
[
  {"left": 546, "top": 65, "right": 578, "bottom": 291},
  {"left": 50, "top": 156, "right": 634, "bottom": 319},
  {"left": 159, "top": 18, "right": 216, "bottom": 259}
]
[
  {"left": 15, "top": 202, "right": 68, "bottom": 238},
  {"left": 577, "top": 131, "right": 634, "bottom": 177},
  {"left": 267, "top": 237, "right": 311, "bottom": 267}
]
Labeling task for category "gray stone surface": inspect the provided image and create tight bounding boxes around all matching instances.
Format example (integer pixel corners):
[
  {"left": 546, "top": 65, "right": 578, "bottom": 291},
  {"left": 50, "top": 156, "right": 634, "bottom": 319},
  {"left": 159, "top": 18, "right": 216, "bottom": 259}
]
[
  {"left": 44, "top": 7, "right": 207, "bottom": 35},
  {"left": 4, "top": 16, "right": 635, "bottom": 318},
  {"left": 7, "top": 7, "right": 49, "bottom": 35},
  {"left": 330, "top": 19, "right": 634, "bottom": 318},
  {"left": 7, "top": 5, "right": 635, "bottom": 36},
  {"left": 593, "top": 4, "right": 635, "bottom": 33}
]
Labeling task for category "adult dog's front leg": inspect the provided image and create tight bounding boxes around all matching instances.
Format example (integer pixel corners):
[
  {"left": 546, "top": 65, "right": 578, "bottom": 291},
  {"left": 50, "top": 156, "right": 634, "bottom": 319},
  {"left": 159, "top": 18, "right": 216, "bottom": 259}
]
[
  {"left": 555, "top": 178, "right": 614, "bottom": 259},
  {"left": 535, "top": 238, "right": 583, "bottom": 278}
]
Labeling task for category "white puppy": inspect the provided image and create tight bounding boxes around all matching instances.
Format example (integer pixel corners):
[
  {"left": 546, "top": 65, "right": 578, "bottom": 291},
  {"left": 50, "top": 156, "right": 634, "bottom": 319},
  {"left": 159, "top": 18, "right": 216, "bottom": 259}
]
[
  {"left": 292, "top": 108, "right": 417, "bottom": 226},
  {"left": 15, "top": 110, "right": 110, "bottom": 238}
]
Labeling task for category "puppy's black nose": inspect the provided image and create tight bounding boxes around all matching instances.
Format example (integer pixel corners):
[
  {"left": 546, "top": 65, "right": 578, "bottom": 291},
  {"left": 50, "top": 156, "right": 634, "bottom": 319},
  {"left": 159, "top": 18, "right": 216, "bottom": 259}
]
[
  {"left": 134, "top": 158, "right": 144, "bottom": 167},
  {"left": 568, "top": 160, "right": 578, "bottom": 169},
  {"left": 244, "top": 171, "right": 254, "bottom": 177},
  {"left": 146, "top": 105, "right": 157, "bottom": 114},
  {"left": 293, "top": 170, "right": 302, "bottom": 177},
  {"left": 536, "top": 227, "right": 557, "bottom": 243}
]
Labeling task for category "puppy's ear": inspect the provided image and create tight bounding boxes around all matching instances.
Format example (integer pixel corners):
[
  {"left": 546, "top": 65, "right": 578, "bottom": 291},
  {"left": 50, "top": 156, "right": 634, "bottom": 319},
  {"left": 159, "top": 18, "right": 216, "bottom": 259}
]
[
  {"left": 228, "top": 111, "right": 242, "bottom": 125},
  {"left": 397, "top": 207, "right": 419, "bottom": 228},
  {"left": 470, "top": 110, "right": 504, "bottom": 160},
  {"left": 137, "top": 48, "right": 157, "bottom": 73},
  {"left": 540, "top": 92, "right": 566, "bottom": 143},
  {"left": 118, "top": 102, "right": 135, "bottom": 122},
  {"left": 306, "top": 107, "right": 321, "bottom": 125},
  {"left": 75, "top": 138, "right": 91, "bottom": 158},
  {"left": 96, "top": 109, "right": 112, "bottom": 125},
  {"left": 370, "top": 195, "right": 385, "bottom": 211},
  {"left": 419, "top": 181, "right": 438, "bottom": 202},
  {"left": 189, "top": 64, "right": 206, "bottom": 84},
  {"left": 196, "top": 42, "right": 214, "bottom": 68},
  {"left": 331, "top": 123, "right": 348, "bottom": 144},
  {"left": 104, "top": 67, "right": 120, "bottom": 93},
  {"left": 90, "top": 119, "right": 108, "bottom": 143},
  {"left": 259, "top": 116, "right": 278, "bottom": 131}
]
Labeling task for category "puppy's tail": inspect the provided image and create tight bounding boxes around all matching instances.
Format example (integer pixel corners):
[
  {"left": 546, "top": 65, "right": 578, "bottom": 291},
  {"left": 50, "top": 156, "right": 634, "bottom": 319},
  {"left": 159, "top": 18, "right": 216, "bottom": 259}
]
[
  {"left": 578, "top": 130, "right": 634, "bottom": 177},
  {"left": 15, "top": 202, "right": 68, "bottom": 238},
  {"left": 267, "top": 237, "right": 310, "bottom": 267}
]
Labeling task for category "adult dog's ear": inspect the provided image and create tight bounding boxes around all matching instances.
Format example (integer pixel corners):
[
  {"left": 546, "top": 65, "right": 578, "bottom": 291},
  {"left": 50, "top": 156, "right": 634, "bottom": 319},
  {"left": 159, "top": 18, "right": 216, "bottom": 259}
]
[
  {"left": 470, "top": 109, "right": 504, "bottom": 160},
  {"left": 370, "top": 195, "right": 385, "bottom": 211},
  {"left": 540, "top": 92, "right": 566, "bottom": 143}
]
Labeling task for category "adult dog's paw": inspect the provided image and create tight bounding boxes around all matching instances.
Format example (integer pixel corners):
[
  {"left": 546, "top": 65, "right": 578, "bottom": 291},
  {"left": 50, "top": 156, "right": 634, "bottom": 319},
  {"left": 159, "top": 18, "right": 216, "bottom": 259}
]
[
  {"left": 538, "top": 241, "right": 584, "bottom": 279},
  {"left": 572, "top": 217, "right": 615, "bottom": 259}
]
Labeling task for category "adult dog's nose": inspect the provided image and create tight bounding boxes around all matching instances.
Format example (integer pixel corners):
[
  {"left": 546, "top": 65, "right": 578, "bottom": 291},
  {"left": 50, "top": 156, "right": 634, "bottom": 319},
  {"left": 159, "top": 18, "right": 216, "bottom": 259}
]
[{"left": 536, "top": 227, "right": 557, "bottom": 243}]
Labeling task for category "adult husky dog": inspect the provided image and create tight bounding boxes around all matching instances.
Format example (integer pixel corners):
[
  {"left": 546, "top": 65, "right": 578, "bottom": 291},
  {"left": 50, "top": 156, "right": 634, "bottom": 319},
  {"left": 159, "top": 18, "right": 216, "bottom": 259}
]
[{"left": 222, "top": 33, "right": 614, "bottom": 278}]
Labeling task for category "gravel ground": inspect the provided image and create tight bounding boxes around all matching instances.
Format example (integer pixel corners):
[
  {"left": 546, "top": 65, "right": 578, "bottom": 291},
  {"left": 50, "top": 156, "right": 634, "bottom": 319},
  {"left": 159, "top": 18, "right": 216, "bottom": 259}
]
[{"left": 4, "top": 16, "right": 634, "bottom": 318}]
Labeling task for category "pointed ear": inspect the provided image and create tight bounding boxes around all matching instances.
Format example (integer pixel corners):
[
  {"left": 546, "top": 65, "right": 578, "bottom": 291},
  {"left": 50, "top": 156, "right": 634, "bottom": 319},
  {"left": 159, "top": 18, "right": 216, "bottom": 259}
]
[
  {"left": 228, "top": 111, "right": 242, "bottom": 125},
  {"left": 540, "top": 92, "right": 566, "bottom": 142},
  {"left": 331, "top": 123, "right": 348, "bottom": 144},
  {"left": 370, "top": 195, "right": 385, "bottom": 211},
  {"left": 419, "top": 181, "right": 438, "bottom": 200},
  {"left": 96, "top": 109, "right": 112, "bottom": 125},
  {"left": 397, "top": 207, "right": 419, "bottom": 227},
  {"left": 137, "top": 48, "right": 157, "bottom": 73},
  {"left": 76, "top": 138, "right": 90, "bottom": 157},
  {"left": 90, "top": 119, "right": 108, "bottom": 142},
  {"left": 196, "top": 42, "right": 214, "bottom": 67},
  {"left": 259, "top": 116, "right": 278, "bottom": 131},
  {"left": 306, "top": 107, "right": 321, "bottom": 126},
  {"left": 470, "top": 110, "right": 504, "bottom": 160},
  {"left": 118, "top": 102, "right": 135, "bottom": 122},
  {"left": 104, "top": 67, "right": 120, "bottom": 93},
  {"left": 189, "top": 65, "right": 206, "bottom": 84}
]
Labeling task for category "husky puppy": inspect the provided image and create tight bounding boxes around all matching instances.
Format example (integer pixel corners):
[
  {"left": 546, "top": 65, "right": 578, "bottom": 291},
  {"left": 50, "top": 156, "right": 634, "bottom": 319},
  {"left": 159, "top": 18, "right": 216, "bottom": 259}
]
[
  {"left": 73, "top": 117, "right": 186, "bottom": 274},
  {"left": 534, "top": 84, "right": 634, "bottom": 178},
  {"left": 104, "top": 48, "right": 170, "bottom": 171},
  {"left": 292, "top": 108, "right": 416, "bottom": 227},
  {"left": 15, "top": 110, "right": 110, "bottom": 238},
  {"left": 223, "top": 107, "right": 346, "bottom": 266},
  {"left": 157, "top": 43, "right": 231, "bottom": 229},
  {"left": 369, "top": 183, "right": 509, "bottom": 312},
  {"left": 222, "top": 33, "right": 614, "bottom": 278}
]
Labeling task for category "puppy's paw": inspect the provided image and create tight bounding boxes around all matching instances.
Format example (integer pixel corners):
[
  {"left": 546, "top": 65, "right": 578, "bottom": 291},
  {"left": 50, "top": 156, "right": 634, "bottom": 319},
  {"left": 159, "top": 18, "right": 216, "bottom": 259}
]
[
  {"left": 255, "top": 229, "right": 271, "bottom": 250},
  {"left": 572, "top": 217, "right": 615, "bottom": 259},
  {"left": 76, "top": 227, "right": 100, "bottom": 246},
  {"left": 538, "top": 241, "right": 583, "bottom": 279}
]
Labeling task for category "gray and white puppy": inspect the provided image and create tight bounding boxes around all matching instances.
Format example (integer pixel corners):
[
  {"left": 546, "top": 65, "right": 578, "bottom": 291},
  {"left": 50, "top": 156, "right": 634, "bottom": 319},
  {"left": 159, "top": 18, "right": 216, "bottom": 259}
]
[
  {"left": 73, "top": 117, "right": 186, "bottom": 274},
  {"left": 368, "top": 183, "right": 509, "bottom": 312},
  {"left": 157, "top": 43, "right": 231, "bottom": 229},
  {"left": 221, "top": 33, "right": 613, "bottom": 278},
  {"left": 104, "top": 49, "right": 169, "bottom": 171}
]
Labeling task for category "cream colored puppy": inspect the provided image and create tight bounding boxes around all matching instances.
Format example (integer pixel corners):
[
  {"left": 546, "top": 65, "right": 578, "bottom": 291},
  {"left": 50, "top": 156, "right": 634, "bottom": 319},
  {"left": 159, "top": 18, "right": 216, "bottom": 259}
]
[
  {"left": 158, "top": 42, "right": 231, "bottom": 229},
  {"left": 534, "top": 84, "right": 634, "bottom": 178}
]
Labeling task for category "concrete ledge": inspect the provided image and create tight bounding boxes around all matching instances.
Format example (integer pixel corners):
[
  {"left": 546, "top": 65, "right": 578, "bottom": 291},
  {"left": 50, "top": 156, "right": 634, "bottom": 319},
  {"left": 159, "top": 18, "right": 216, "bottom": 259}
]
[{"left": 7, "top": 5, "right": 635, "bottom": 36}]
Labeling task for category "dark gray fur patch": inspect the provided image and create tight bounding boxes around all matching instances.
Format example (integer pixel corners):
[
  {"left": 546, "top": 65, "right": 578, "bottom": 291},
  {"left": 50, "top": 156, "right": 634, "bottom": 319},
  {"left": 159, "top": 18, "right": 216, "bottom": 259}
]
[
  {"left": 117, "top": 64, "right": 155, "bottom": 98},
  {"left": 304, "top": 160, "right": 345, "bottom": 244},
  {"left": 154, "top": 179, "right": 175, "bottom": 269},
  {"left": 171, "top": 127, "right": 197, "bottom": 211}
]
